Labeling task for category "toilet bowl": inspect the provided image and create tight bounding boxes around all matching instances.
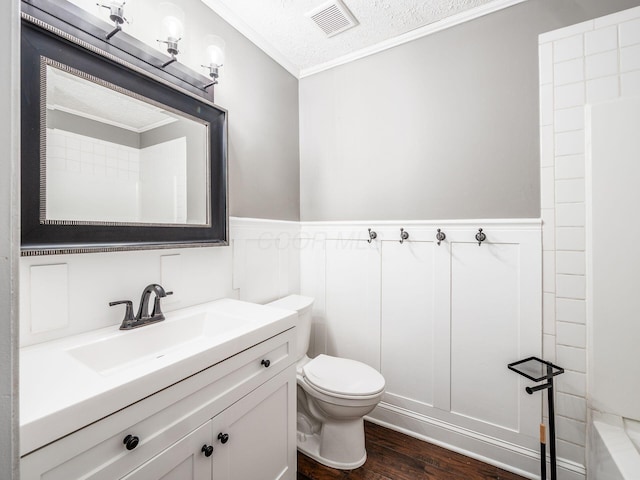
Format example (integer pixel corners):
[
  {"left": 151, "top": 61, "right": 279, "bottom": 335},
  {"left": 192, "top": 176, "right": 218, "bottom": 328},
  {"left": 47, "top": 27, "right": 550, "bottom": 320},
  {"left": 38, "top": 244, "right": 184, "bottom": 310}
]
[{"left": 267, "top": 295, "right": 385, "bottom": 470}]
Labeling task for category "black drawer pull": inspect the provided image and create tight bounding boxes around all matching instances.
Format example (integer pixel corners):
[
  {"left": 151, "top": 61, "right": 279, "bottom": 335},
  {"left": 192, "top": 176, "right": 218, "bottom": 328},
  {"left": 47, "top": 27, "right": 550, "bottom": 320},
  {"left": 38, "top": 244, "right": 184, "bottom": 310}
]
[
  {"left": 123, "top": 434, "right": 139, "bottom": 450},
  {"left": 218, "top": 432, "right": 229, "bottom": 444},
  {"left": 201, "top": 444, "right": 214, "bottom": 457},
  {"left": 261, "top": 359, "right": 271, "bottom": 368}
]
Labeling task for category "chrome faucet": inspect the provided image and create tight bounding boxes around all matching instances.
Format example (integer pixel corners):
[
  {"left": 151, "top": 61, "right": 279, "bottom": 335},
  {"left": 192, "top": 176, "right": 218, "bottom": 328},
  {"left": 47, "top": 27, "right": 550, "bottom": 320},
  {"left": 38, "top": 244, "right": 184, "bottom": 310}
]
[{"left": 110, "top": 284, "right": 173, "bottom": 330}]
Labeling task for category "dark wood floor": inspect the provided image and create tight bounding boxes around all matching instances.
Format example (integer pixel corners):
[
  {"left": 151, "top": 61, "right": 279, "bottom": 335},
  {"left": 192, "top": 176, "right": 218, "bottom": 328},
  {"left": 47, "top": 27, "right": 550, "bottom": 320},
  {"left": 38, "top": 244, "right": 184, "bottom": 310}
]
[{"left": 297, "top": 422, "right": 527, "bottom": 480}]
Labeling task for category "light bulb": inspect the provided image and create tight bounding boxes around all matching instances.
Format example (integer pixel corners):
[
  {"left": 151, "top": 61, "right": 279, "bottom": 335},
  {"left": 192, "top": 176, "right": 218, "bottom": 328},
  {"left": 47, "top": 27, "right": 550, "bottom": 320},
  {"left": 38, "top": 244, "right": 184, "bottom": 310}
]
[
  {"left": 162, "top": 15, "right": 183, "bottom": 40},
  {"left": 201, "top": 34, "right": 225, "bottom": 87},
  {"left": 158, "top": 2, "right": 185, "bottom": 41},
  {"left": 157, "top": 2, "right": 185, "bottom": 63},
  {"left": 204, "top": 35, "right": 225, "bottom": 66}
]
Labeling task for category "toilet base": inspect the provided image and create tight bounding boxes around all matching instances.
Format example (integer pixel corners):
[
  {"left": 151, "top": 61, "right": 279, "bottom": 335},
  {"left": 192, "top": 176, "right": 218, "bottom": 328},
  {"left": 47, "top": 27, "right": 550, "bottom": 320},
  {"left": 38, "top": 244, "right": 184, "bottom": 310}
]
[{"left": 296, "top": 417, "right": 367, "bottom": 470}]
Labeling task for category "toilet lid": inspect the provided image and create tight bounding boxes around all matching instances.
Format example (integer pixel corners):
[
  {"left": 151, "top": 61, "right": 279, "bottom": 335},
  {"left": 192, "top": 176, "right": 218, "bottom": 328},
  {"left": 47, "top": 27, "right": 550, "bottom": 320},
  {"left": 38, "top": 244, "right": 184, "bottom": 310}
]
[{"left": 303, "top": 355, "right": 385, "bottom": 397}]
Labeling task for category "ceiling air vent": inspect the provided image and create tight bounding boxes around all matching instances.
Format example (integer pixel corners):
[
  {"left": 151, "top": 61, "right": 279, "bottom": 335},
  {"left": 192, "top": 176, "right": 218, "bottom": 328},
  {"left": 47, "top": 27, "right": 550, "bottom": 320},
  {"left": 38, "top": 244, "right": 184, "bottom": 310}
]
[{"left": 306, "top": 0, "right": 359, "bottom": 38}]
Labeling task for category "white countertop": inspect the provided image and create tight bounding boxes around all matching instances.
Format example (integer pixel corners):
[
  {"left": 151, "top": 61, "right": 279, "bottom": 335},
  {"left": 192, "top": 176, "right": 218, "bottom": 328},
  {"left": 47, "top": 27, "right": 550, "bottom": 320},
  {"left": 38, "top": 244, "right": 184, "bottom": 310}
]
[{"left": 20, "top": 298, "right": 296, "bottom": 456}]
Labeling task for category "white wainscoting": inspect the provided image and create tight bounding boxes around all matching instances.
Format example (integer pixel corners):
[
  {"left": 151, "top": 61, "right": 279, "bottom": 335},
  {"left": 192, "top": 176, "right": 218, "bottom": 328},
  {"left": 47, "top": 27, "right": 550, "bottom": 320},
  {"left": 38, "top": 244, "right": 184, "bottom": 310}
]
[
  {"left": 299, "top": 219, "right": 542, "bottom": 479},
  {"left": 231, "top": 217, "right": 301, "bottom": 305}
]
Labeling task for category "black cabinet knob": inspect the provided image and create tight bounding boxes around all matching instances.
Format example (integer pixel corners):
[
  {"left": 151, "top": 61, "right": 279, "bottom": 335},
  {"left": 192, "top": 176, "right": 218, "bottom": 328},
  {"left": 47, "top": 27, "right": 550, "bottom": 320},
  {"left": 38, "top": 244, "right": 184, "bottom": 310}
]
[
  {"left": 123, "top": 434, "right": 139, "bottom": 450},
  {"left": 261, "top": 359, "right": 271, "bottom": 368},
  {"left": 201, "top": 444, "right": 214, "bottom": 457},
  {"left": 218, "top": 432, "right": 229, "bottom": 444}
]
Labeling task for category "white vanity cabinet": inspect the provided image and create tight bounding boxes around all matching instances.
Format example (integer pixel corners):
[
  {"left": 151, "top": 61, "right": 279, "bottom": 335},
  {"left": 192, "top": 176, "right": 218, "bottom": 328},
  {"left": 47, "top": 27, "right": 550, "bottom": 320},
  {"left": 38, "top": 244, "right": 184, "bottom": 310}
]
[
  {"left": 123, "top": 368, "right": 295, "bottom": 480},
  {"left": 21, "top": 328, "right": 297, "bottom": 480}
]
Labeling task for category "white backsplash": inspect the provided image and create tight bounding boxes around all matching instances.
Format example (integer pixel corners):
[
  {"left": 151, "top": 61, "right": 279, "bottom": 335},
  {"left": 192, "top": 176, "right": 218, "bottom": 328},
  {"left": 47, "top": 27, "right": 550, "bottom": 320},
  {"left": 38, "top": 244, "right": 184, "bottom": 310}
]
[{"left": 19, "top": 217, "right": 301, "bottom": 347}]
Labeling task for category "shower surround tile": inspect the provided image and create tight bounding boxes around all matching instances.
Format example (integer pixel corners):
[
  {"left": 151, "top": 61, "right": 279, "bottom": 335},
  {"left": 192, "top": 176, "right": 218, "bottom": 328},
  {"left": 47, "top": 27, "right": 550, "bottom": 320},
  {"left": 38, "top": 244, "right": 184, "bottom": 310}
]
[
  {"left": 585, "top": 26, "right": 618, "bottom": 55},
  {"left": 540, "top": 7, "right": 640, "bottom": 477}
]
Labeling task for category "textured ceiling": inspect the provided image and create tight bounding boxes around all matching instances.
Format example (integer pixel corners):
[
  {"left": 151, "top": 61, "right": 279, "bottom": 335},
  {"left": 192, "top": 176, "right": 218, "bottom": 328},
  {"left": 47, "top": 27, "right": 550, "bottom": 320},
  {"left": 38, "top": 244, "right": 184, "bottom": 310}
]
[{"left": 201, "top": 0, "right": 505, "bottom": 75}]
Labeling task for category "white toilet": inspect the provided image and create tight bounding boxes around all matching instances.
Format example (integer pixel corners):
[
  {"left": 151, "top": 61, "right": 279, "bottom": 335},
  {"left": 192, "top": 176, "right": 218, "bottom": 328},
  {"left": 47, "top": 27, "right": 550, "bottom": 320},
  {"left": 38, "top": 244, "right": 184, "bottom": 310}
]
[{"left": 268, "top": 295, "right": 385, "bottom": 470}]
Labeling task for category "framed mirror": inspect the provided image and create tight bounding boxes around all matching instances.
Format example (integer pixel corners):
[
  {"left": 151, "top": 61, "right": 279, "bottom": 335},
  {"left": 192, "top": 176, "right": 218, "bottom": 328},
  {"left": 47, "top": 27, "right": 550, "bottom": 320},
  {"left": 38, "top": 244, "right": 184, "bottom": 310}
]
[{"left": 21, "top": 14, "right": 228, "bottom": 255}]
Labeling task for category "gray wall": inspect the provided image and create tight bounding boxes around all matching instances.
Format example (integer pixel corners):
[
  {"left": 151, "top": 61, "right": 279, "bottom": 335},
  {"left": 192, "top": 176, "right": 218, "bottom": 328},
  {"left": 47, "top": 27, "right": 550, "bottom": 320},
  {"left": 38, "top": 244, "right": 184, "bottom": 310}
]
[
  {"left": 186, "top": 0, "right": 301, "bottom": 221},
  {"left": 1, "top": 0, "right": 20, "bottom": 477},
  {"left": 299, "top": 0, "right": 640, "bottom": 221}
]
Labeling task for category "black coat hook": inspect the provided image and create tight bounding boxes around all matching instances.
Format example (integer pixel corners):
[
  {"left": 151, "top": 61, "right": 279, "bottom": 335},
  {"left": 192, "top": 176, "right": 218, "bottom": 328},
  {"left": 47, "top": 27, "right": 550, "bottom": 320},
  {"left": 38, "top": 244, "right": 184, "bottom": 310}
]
[
  {"left": 400, "top": 228, "right": 409, "bottom": 244},
  {"left": 368, "top": 228, "right": 377, "bottom": 243},
  {"left": 436, "top": 229, "right": 446, "bottom": 246},
  {"left": 475, "top": 228, "right": 486, "bottom": 246}
]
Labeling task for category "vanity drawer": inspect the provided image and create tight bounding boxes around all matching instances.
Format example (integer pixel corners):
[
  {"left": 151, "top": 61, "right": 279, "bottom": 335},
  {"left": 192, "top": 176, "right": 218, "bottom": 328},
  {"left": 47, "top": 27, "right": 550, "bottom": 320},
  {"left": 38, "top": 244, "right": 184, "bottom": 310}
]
[{"left": 21, "top": 328, "right": 295, "bottom": 480}]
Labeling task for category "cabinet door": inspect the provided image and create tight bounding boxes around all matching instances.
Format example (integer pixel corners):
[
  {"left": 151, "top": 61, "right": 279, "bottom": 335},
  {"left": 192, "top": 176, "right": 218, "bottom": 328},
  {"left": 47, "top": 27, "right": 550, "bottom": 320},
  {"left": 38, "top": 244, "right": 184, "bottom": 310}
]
[
  {"left": 121, "top": 422, "right": 212, "bottom": 480},
  {"left": 214, "top": 368, "right": 296, "bottom": 480}
]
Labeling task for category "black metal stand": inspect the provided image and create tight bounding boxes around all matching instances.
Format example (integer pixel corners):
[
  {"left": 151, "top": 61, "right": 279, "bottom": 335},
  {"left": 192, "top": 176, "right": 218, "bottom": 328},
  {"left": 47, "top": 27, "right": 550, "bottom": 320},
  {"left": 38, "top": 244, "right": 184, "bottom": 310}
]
[{"left": 508, "top": 357, "right": 564, "bottom": 480}]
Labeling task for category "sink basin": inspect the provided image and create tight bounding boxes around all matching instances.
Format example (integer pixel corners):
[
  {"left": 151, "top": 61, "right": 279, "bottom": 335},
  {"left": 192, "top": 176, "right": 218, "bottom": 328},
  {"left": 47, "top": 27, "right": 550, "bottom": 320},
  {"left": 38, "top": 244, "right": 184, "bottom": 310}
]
[
  {"left": 67, "top": 311, "right": 247, "bottom": 375},
  {"left": 20, "top": 298, "right": 296, "bottom": 456}
]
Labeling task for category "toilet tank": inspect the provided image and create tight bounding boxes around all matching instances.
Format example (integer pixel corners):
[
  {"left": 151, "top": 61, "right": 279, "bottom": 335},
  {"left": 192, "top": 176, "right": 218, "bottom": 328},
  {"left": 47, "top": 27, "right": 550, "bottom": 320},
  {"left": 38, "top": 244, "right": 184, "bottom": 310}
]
[{"left": 267, "top": 295, "right": 314, "bottom": 361}]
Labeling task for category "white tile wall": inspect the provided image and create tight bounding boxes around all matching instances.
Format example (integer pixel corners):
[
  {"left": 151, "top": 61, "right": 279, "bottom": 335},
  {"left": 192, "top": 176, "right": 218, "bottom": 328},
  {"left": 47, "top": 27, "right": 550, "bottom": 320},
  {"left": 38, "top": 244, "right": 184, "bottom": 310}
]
[
  {"left": 556, "top": 345, "right": 587, "bottom": 373},
  {"left": 555, "top": 107, "right": 585, "bottom": 132},
  {"left": 557, "top": 439, "right": 586, "bottom": 466},
  {"left": 586, "top": 75, "right": 619, "bottom": 103},
  {"left": 619, "top": 18, "right": 640, "bottom": 45},
  {"left": 556, "top": 274, "right": 585, "bottom": 299},
  {"left": 542, "top": 208, "right": 555, "bottom": 251},
  {"left": 554, "top": 35, "right": 584, "bottom": 61},
  {"left": 556, "top": 370, "right": 586, "bottom": 397},
  {"left": 540, "top": 125, "right": 555, "bottom": 166},
  {"left": 539, "top": 6, "right": 640, "bottom": 476},
  {"left": 584, "top": 26, "right": 618, "bottom": 55},
  {"left": 555, "top": 227, "right": 585, "bottom": 251},
  {"left": 556, "top": 416, "right": 586, "bottom": 446},
  {"left": 556, "top": 298, "right": 586, "bottom": 324},
  {"left": 585, "top": 51, "right": 618, "bottom": 80},
  {"left": 620, "top": 44, "right": 640, "bottom": 72},
  {"left": 555, "top": 179, "right": 585, "bottom": 203},
  {"left": 556, "top": 321, "right": 586, "bottom": 348},
  {"left": 556, "top": 251, "right": 585, "bottom": 276},
  {"left": 554, "top": 58, "right": 585, "bottom": 85},
  {"left": 621, "top": 70, "right": 640, "bottom": 96},
  {"left": 555, "top": 154, "right": 585, "bottom": 179},
  {"left": 555, "top": 130, "right": 585, "bottom": 156},
  {"left": 543, "top": 292, "right": 556, "bottom": 334},
  {"left": 556, "top": 203, "right": 585, "bottom": 227},
  {"left": 554, "top": 83, "right": 585, "bottom": 109},
  {"left": 557, "top": 392, "right": 587, "bottom": 420},
  {"left": 540, "top": 85, "right": 555, "bottom": 126}
]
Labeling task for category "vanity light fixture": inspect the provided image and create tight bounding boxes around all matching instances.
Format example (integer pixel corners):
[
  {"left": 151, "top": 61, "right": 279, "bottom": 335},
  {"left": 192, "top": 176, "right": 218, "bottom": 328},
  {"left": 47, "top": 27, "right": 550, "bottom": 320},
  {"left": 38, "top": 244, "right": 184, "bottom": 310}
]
[
  {"left": 98, "top": 0, "right": 129, "bottom": 40},
  {"left": 157, "top": 2, "right": 185, "bottom": 67},
  {"left": 202, "top": 34, "right": 225, "bottom": 89}
]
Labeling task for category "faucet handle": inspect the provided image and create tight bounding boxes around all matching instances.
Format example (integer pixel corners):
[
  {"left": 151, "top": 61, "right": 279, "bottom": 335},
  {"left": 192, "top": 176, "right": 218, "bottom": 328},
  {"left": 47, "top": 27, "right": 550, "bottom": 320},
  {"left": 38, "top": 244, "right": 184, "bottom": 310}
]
[
  {"left": 150, "top": 291, "right": 173, "bottom": 320},
  {"left": 110, "top": 300, "right": 134, "bottom": 329}
]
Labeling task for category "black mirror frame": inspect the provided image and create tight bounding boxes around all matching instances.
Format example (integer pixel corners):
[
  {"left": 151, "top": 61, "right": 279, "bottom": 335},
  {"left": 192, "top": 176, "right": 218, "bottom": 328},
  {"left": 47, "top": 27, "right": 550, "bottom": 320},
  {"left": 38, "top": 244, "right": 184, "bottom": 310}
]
[{"left": 20, "top": 2, "right": 228, "bottom": 256}]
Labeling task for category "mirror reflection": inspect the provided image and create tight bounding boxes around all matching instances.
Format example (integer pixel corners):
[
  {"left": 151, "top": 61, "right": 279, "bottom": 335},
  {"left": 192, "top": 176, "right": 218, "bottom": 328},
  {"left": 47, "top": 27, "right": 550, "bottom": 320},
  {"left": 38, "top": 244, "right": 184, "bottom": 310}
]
[{"left": 44, "top": 62, "right": 210, "bottom": 225}]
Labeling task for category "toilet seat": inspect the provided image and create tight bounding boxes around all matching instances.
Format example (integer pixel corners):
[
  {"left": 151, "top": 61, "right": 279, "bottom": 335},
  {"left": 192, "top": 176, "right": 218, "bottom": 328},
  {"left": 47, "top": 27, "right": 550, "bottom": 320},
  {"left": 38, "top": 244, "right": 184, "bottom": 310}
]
[{"left": 302, "top": 355, "right": 385, "bottom": 399}]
